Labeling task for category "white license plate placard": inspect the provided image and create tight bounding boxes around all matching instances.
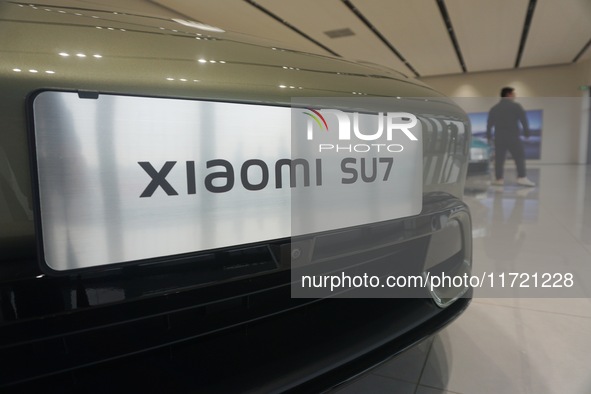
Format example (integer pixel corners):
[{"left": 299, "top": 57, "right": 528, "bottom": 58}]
[{"left": 32, "top": 92, "right": 422, "bottom": 271}]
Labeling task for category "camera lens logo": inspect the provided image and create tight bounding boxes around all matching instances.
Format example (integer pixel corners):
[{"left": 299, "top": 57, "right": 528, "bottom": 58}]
[{"left": 303, "top": 108, "right": 329, "bottom": 132}]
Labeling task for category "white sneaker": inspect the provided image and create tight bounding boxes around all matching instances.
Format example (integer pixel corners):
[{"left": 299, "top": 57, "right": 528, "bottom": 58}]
[
  {"left": 517, "top": 177, "right": 535, "bottom": 187},
  {"left": 491, "top": 179, "right": 504, "bottom": 186}
]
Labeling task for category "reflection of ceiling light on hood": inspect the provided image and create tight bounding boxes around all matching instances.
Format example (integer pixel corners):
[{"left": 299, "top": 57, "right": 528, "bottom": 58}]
[{"left": 172, "top": 19, "right": 224, "bottom": 33}]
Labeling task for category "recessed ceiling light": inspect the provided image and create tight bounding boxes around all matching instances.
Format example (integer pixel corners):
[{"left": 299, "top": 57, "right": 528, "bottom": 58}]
[{"left": 324, "top": 28, "right": 355, "bottom": 39}]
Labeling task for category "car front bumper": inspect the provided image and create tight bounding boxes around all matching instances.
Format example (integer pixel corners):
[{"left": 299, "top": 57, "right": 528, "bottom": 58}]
[{"left": 0, "top": 193, "right": 471, "bottom": 392}]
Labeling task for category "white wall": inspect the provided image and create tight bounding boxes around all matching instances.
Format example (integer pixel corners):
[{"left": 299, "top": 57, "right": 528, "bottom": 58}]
[{"left": 420, "top": 60, "right": 591, "bottom": 164}]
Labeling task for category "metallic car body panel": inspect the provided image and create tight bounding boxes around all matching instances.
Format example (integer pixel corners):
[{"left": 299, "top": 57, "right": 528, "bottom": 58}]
[
  {"left": 0, "top": 1, "right": 472, "bottom": 390},
  {"left": 0, "top": 2, "right": 469, "bottom": 262}
]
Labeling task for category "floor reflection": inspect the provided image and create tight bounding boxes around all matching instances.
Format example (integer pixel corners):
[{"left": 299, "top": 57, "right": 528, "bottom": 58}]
[
  {"left": 464, "top": 166, "right": 591, "bottom": 298},
  {"left": 466, "top": 169, "right": 539, "bottom": 266}
]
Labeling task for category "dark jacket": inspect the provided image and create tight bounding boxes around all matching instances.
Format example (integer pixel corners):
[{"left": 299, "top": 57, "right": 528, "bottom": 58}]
[{"left": 486, "top": 99, "right": 530, "bottom": 141}]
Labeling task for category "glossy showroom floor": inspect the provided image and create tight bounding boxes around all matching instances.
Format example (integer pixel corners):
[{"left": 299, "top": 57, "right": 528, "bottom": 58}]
[{"left": 335, "top": 165, "right": 591, "bottom": 394}]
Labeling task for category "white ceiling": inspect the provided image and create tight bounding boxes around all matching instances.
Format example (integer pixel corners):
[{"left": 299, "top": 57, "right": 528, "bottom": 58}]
[{"left": 150, "top": 0, "right": 591, "bottom": 78}]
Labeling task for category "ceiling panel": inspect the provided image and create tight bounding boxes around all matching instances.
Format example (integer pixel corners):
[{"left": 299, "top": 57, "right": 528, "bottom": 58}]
[
  {"left": 351, "top": 0, "right": 461, "bottom": 76},
  {"left": 256, "top": 0, "right": 411, "bottom": 75},
  {"left": 154, "top": 0, "right": 331, "bottom": 55},
  {"left": 520, "top": 0, "right": 591, "bottom": 68},
  {"left": 80, "top": 0, "right": 591, "bottom": 77},
  {"left": 446, "top": 0, "right": 528, "bottom": 73}
]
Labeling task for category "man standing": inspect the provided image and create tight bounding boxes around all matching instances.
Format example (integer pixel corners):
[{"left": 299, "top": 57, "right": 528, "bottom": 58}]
[{"left": 486, "top": 87, "right": 535, "bottom": 187}]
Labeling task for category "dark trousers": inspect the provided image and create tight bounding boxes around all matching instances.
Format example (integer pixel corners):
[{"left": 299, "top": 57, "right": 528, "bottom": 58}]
[{"left": 494, "top": 137, "right": 526, "bottom": 180}]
